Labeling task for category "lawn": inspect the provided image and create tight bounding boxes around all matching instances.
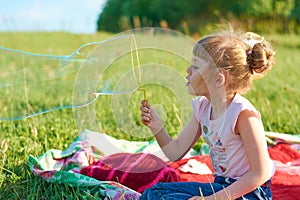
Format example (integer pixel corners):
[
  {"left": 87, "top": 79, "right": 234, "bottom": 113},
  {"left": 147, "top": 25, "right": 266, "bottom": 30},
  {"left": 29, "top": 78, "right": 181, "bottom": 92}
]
[{"left": 0, "top": 31, "right": 299, "bottom": 199}]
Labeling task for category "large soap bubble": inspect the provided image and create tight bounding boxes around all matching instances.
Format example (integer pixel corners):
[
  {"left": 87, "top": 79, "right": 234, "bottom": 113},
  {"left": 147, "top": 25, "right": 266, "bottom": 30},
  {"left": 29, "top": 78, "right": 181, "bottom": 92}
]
[
  {"left": 73, "top": 28, "right": 196, "bottom": 139},
  {"left": 0, "top": 28, "right": 196, "bottom": 142}
]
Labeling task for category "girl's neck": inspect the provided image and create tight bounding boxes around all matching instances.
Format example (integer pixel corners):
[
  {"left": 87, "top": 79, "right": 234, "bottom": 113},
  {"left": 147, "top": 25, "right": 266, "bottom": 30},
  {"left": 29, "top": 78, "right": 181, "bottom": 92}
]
[{"left": 209, "top": 93, "right": 236, "bottom": 120}]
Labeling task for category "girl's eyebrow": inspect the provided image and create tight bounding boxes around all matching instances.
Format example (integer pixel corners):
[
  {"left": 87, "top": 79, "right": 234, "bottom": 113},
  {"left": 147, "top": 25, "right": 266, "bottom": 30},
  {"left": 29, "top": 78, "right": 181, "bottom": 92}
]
[{"left": 192, "top": 57, "right": 199, "bottom": 65}]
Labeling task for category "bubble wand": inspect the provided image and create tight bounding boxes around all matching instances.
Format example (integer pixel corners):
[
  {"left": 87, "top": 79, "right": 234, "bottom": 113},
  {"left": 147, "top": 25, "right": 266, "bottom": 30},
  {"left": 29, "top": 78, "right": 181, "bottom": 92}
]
[{"left": 130, "top": 34, "right": 146, "bottom": 100}]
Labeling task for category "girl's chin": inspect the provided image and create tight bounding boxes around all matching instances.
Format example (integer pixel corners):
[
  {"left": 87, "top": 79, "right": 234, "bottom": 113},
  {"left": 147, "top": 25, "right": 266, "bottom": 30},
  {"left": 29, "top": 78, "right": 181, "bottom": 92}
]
[{"left": 187, "top": 88, "right": 197, "bottom": 96}]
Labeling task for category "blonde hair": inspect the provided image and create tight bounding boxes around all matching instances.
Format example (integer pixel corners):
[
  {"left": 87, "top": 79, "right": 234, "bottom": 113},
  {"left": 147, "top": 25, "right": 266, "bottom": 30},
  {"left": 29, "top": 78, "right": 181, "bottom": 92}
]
[{"left": 193, "top": 31, "right": 275, "bottom": 94}]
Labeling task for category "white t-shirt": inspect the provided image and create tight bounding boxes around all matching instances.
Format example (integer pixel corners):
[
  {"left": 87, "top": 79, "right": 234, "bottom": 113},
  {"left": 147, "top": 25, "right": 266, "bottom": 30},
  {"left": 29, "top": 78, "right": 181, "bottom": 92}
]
[{"left": 192, "top": 94, "right": 272, "bottom": 179}]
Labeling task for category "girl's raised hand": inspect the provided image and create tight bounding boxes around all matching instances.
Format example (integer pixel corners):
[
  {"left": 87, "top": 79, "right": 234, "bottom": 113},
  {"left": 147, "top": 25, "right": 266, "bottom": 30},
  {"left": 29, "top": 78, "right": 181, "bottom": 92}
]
[
  {"left": 140, "top": 99, "right": 163, "bottom": 135},
  {"left": 140, "top": 99, "right": 151, "bottom": 125}
]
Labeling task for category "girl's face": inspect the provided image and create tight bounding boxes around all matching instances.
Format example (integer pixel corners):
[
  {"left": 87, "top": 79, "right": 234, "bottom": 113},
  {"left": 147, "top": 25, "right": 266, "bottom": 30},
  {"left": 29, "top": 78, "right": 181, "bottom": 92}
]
[{"left": 186, "top": 56, "right": 212, "bottom": 97}]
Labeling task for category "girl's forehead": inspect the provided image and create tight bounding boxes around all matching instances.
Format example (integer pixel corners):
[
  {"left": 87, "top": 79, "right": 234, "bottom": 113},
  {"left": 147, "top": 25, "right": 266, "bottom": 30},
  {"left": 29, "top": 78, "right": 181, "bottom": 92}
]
[
  {"left": 192, "top": 55, "right": 217, "bottom": 74},
  {"left": 192, "top": 56, "right": 207, "bottom": 66}
]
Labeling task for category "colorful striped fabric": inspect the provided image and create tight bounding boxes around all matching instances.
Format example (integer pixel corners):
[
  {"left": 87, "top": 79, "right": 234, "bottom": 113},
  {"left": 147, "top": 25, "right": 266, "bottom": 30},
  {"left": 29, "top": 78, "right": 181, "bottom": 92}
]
[{"left": 80, "top": 152, "right": 181, "bottom": 193}]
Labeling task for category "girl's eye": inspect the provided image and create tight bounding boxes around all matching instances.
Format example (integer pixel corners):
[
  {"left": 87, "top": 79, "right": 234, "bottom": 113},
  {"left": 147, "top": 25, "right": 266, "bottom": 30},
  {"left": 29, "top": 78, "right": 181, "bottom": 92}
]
[{"left": 192, "top": 65, "right": 199, "bottom": 70}]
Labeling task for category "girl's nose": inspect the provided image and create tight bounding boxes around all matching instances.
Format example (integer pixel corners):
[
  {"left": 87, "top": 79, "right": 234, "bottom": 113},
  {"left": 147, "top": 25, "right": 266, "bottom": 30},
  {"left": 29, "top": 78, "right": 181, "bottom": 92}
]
[{"left": 186, "top": 66, "right": 192, "bottom": 74}]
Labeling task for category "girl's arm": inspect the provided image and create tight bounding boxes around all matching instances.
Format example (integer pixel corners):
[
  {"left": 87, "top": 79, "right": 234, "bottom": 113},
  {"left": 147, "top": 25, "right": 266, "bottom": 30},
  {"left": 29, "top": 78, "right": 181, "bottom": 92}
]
[
  {"left": 141, "top": 100, "right": 201, "bottom": 161},
  {"left": 203, "top": 110, "right": 274, "bottom": 200}
]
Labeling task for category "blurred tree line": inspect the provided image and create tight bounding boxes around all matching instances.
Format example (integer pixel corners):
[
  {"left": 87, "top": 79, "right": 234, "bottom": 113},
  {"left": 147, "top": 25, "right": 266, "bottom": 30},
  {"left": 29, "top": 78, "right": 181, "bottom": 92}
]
[{"left": 97, "top": 0, "right": 300, "bottom": 35}]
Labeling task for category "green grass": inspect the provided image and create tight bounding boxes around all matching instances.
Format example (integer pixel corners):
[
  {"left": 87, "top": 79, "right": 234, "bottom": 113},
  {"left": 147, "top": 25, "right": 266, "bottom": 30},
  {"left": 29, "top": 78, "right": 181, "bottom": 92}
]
[{"left": 0, "top": 31, "right": 299, "bottom": 199}]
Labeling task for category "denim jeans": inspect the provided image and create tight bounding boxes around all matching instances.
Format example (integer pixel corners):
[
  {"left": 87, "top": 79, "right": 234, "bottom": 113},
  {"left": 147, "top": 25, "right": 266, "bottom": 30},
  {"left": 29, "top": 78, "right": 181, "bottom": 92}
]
[{"left": 140, "top": 176, "right": 272, "bottom": 200}]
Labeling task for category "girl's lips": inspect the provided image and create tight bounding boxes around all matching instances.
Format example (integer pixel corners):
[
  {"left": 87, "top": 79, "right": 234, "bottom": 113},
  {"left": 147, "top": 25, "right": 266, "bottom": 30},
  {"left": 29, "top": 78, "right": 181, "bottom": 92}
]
[{"left": 186, "top": 82, "right": 190, "bottom": 86}]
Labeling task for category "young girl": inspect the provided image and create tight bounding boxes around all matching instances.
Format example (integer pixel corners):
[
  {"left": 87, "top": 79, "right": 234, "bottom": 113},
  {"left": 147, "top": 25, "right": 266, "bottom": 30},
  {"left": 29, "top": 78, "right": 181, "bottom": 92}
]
[{"left": 140, "top": 31, "right": 276, "bottom": 200}]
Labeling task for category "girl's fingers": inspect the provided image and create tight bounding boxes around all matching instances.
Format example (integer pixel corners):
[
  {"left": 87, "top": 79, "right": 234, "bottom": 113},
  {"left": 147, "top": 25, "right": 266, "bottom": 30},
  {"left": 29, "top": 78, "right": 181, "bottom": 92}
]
[
  {"left": 141, "top": 105, "right": 152, "bottom": 123},
  {"left": 141, "top": 110, "right": 152, "bottom": 119},
  {"left": 141, "top": 115, "right": 151, "bottom": 122},
  {"left": 140, "top": 106, "right": 150, "bottom": 113},
  {"left": 141, "top": 99, "right": 150, "bottom": 108},
  {"left": 141, "top": 99, "right": 152, "bottom": 126}
]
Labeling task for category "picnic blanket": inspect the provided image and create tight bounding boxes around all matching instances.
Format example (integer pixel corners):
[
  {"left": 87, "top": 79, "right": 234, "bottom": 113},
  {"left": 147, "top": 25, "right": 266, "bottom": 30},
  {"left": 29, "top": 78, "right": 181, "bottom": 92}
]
[
  {"left": 169, "top": 143, "right": 300, "bottom": 200},
  {"left": 28, "top": 129, "right": 184, "bottom": 199},
  {"left": 28, "top": 129, "right": 300, "bottom": 199}
]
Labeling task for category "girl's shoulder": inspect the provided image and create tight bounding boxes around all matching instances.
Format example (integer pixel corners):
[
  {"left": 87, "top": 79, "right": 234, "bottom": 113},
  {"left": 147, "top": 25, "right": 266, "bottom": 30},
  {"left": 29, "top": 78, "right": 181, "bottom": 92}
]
[
  {"left": 233, "top": 94, "right": 256, "bottom": 109},
  {"left": 191, "top": 96, "right": 209, "bottom": 109},
  {"left": 191, "top": 96, "right": 211, "bottom": 120},
  {"left": 231, "top": 94, "right": 261, "bottom": 118}
]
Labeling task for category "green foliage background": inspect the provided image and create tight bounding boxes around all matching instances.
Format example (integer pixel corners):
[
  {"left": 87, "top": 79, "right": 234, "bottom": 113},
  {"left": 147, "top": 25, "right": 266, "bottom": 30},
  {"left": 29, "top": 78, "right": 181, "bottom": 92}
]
[{"left": 97, "top": 0, "right": 300, "bottom": 34}]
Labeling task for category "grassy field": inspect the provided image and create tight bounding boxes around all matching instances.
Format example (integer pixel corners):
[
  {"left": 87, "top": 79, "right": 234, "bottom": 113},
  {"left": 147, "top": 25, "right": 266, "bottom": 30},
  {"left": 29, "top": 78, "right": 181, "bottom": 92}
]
[{"left": 0, "top": 31, "right": 299, "bottom": 199}]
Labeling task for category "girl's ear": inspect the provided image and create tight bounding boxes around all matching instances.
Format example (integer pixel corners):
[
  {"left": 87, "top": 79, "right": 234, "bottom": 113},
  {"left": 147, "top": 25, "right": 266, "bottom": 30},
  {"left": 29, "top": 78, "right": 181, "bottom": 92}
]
[{"left": 215, "top": 71, "right": 227, "bottom": 87}]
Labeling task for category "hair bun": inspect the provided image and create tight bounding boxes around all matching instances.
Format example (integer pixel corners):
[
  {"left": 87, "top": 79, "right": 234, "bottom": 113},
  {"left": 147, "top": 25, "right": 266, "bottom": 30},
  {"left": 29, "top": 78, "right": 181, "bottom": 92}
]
[{"left": 247, "top": 41, "right": 275, "bottom": 78}]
